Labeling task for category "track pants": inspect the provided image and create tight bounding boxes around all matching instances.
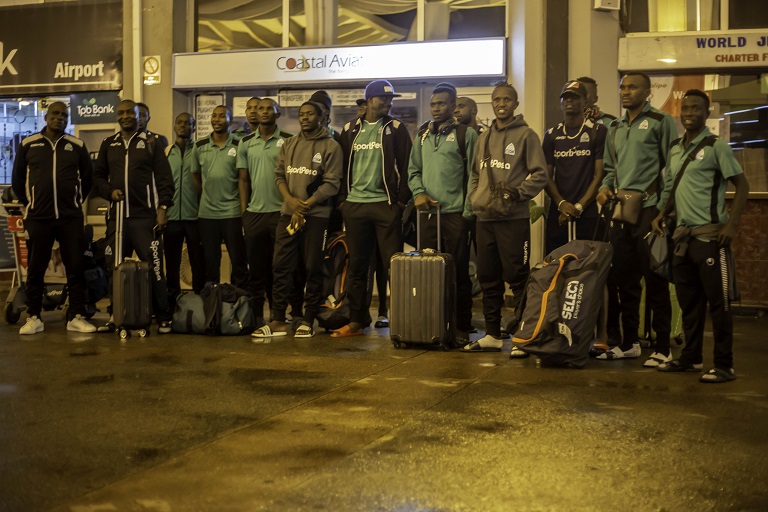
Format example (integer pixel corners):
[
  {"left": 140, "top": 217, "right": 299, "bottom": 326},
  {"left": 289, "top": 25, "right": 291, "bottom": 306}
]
[
  {"left": 608, "top": 206, "right": 671, "bottom": 352},
  {"left": 342, "top": 201, "right": 403, "bottom": 325},
  {"left": 271, "top": 215, "right": 328, "bottom": 325},
  {"left": 476, "top": 218, "right": 530, "bottom": 338},
  {"left": 164, "top": 220, "right": 205, "bottom": 299},
  {"left": 198, "top": 217, "right": 248, "bottom": 290},
  {"left": 673, "top": 238, "right": 734, "bottom": 370},
  {"left": 107, "top": 216, "right": 171, "bottom": 322},
  {"left": 417, "top": 212, "right": 473, "bottom": 331},
  {"left": 24, "top": 216, "right": 87, "bottom": 319}
]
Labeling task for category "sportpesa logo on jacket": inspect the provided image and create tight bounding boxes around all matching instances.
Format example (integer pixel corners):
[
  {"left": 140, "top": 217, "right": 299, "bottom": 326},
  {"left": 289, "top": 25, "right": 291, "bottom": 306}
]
[{"left": 287, "top": 165, "right": 318, "bottom": 176}]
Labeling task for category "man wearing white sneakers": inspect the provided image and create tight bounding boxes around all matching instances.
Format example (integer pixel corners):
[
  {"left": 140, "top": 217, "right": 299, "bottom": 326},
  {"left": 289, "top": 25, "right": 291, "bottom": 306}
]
[{"left": 11, "top": 101, "right": 96, "bottom": 334}]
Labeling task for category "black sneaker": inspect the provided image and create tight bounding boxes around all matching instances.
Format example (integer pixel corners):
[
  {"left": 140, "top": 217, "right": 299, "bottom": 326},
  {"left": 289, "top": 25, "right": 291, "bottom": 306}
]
[{"left": 158, "top": 321, "right": 172, "bottom": 335}]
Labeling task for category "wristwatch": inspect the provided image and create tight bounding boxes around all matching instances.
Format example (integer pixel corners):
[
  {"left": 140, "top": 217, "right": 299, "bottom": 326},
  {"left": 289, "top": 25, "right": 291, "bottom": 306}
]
[
  {"left": 159, "top": 205, "right": 168, "bottom": 211},
  {"left": 574, "top": 203, "right": 583, "bottom": 213}
]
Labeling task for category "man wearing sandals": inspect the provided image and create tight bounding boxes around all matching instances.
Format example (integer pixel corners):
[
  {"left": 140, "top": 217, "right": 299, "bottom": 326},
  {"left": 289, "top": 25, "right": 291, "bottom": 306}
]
[
  {"left": 653, "top": 89, "right": 749, "bottom": 383},
  {"left": 595, "top": 72, "right": 677, "bottom": 365},
  {"left": 331, "top": 79, "right": 413, "bottom": 338},
  {"left": 461, "top": 82, "right": 548, "bottom": 353},
  {"left": 251, "top": 100, "right": 342, "bottom": 340}
]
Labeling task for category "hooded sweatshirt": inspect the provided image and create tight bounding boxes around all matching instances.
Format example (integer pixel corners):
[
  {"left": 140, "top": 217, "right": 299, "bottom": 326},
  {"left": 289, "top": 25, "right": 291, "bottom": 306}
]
[
  {"left": 274, "top": 126, "right": 342, "bottom": 218},
  {"left": 469, "top": 114, "right": 548, "bottom": 221}
]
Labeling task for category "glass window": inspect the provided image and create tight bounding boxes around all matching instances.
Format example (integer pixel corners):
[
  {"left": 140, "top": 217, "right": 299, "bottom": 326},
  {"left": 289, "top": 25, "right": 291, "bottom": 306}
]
[
  {"left": 729, "top": 0, "right": 768, "bottom": 29},
  {"left": 197, "top": 0, "right": 293, "bottom": 51},
  {"left": 0, "top": 99, "right": 48, "bottom": 185},
  {"left": 648, "top": 74, "right": 767, "bottom": 193},
  {"left": 624, "top": 0, "right": 721, "bottom": 32}
]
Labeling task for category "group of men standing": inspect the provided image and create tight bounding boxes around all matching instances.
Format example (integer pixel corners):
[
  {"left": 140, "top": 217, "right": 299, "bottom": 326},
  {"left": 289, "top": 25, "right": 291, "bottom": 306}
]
[{"left": 12, "top": 74, "right": 748, "bottom": 383}]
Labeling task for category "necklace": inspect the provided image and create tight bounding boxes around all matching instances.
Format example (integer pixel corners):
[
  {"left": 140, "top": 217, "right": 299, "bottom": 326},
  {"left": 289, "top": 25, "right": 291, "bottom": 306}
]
[{"left": 564, "top": 117, "right": 587, "bottom": 140}]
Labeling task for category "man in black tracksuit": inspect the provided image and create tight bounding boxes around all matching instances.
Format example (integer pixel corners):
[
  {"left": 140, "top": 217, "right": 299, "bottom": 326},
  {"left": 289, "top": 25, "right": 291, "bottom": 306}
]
[
  {"left": 332, "top": 80, "right": 413, "bottom": 337},
  {"left": 93, "top": 99, "right": 175, "bottom": 333},
  {"left": 11, "top": 101, "right": 95, "bottom": 334}
]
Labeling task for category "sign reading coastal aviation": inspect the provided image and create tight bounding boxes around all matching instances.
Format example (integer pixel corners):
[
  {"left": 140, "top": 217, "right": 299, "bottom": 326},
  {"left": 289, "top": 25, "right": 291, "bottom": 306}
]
[
  {"left": 174, "top": 38, "right": 506, "bottom": 88},
  {"left": 0, "top": 0, "right": 122, "bottom": 95}
]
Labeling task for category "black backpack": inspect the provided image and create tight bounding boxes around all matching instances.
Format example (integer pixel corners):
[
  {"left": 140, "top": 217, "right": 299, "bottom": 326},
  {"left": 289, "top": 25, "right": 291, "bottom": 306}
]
[{"left": 317, "top": 233, "right": 351, "bottom": 330}]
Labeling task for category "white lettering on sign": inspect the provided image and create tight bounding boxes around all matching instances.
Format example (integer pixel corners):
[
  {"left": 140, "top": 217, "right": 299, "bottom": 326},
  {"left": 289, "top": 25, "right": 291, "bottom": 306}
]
[
  {"left": 76, "top": 104, "right": 114, "bottom": 117},
  {"left": 54, "top": 61, "right": 105, "bottom": 81},
  {"left": 0, "top": 42, "right": 19, "bottom": 76}
]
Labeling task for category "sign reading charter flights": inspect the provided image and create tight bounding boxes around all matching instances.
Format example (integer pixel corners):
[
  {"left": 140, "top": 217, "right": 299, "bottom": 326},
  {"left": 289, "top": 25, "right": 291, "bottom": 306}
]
[{"left": 0, "top": 0, "right": 122, "bottom": 95}]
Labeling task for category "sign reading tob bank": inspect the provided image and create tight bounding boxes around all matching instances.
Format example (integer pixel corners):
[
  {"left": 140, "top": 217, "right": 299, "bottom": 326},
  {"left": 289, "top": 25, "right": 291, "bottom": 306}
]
[{"left": 69, "top": 92, "right": 121, "bottom": 125}]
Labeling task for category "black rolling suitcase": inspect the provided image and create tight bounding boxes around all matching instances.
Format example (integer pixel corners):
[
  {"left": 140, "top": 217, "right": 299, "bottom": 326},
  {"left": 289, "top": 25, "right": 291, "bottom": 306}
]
[
  {"left": 112, "top": 201, "right": 152, "bottom": 339},
  {"left": 389, "top": 206, "right": 456, "bottom": 350}
]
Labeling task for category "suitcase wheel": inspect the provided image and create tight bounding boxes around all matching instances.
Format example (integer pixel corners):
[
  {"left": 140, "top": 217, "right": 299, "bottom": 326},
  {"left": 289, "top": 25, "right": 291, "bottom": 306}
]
[
  {"left": 119, "top": 328, "right": 130, "bottom": 340},
  {"left": 137, "top": 329, "right": 149, "bottom": 338}
]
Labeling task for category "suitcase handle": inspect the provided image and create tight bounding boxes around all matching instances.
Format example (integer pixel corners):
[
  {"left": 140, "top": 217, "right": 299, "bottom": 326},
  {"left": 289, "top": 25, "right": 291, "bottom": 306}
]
[
  {"left": 415, "top": 203, "right": 441, "bottom": 253},
  {"left": 114, "top": 200, "right": 124, "bottom": 269}
]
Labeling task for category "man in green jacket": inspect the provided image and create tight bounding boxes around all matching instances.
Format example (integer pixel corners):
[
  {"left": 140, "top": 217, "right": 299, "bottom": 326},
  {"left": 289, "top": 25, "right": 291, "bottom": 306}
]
[
  {"left": 165, "top": 112, "right": 205, "bottom": 303},
  {"left": 596, "top": 72, "right": 678, "bottom": 364},
  {"left": 408, "top": 82, "right": 478, "bottom": 341}
]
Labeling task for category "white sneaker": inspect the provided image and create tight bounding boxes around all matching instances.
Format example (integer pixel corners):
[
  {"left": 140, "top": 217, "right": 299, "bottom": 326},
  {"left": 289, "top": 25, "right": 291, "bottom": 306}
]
[
  {"left": 643, "top": 352, "right": 673, "bottom": 368},
  {"left": 67, "top": 314, "right": 97, "bottom": 333},
  {"left": 20, "top": 315, "right": 44, "bottom": 335},
  {"left": 596, "top": 342, "right": 642, "bottom": 360}
]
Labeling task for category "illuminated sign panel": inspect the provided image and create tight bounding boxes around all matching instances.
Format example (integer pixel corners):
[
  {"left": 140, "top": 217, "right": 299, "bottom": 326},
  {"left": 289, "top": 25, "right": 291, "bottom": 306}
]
[
  {"left": 619, "top": 30, "right": 768, "bottom": 71},
  {"left": 173, "top": 39, "right": 506, "bottom": 88}
]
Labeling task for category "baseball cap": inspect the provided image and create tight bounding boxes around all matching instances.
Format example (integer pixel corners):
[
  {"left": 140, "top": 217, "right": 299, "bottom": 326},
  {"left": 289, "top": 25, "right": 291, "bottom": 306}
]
[
  {"left": 309, "top": 90, "right": 332, "bottom": 112},
  {"left": 560, "top": 80, "right": 587, "bottom": 99},
  {"left": 364, "top": 80, "right": 401, "bottom": 101}
]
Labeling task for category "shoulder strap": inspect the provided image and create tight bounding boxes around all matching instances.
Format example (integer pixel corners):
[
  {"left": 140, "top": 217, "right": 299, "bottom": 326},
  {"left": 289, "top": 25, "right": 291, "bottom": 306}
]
[{"left": 666, "top": 135, "right": 718, "bottom": 215}]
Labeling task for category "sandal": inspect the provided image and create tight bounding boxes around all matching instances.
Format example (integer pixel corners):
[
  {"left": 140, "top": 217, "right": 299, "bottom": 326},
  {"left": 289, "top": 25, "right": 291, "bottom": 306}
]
[
  {"left": 294, "top": 323, "right": 315, "bottom": 338},
  {"left": 700, "top": 368, "right": 736, "bottom": 383},
  {"left": 251, "top": 324, "right": 288, "bottom": 339},
  {"left": 460, "top": 335, "right": 503, "bottom": 353},
  {"left": 330, "top": 325, "right": 364, "bottom": 338}
]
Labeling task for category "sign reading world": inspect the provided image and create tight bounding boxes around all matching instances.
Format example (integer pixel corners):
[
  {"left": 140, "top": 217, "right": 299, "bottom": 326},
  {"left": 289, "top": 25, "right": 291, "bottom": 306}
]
[{"left": 620, "top": 30, "right": 768, "bottom": 71}]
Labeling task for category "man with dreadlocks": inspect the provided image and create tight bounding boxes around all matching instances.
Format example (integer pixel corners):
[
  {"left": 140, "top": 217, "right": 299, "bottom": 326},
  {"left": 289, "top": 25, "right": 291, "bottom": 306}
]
[
  {"left": 408, "top": 82, "right": 478, "bottom": 342},
  {"left": 462, "top": 82, "right": 548, "bottom": 353}
]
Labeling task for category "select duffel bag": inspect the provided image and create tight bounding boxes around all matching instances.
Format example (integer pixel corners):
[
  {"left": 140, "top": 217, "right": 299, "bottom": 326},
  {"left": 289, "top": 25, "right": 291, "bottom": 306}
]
[{"left": 511, "top": 240, "right": 613, "bottom": 368}]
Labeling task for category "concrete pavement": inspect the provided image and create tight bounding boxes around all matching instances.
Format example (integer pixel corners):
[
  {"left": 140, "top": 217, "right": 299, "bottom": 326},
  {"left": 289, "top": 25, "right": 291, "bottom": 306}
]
[{"left": 1, "top": 305, "right": 767, "bottom": 512}]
